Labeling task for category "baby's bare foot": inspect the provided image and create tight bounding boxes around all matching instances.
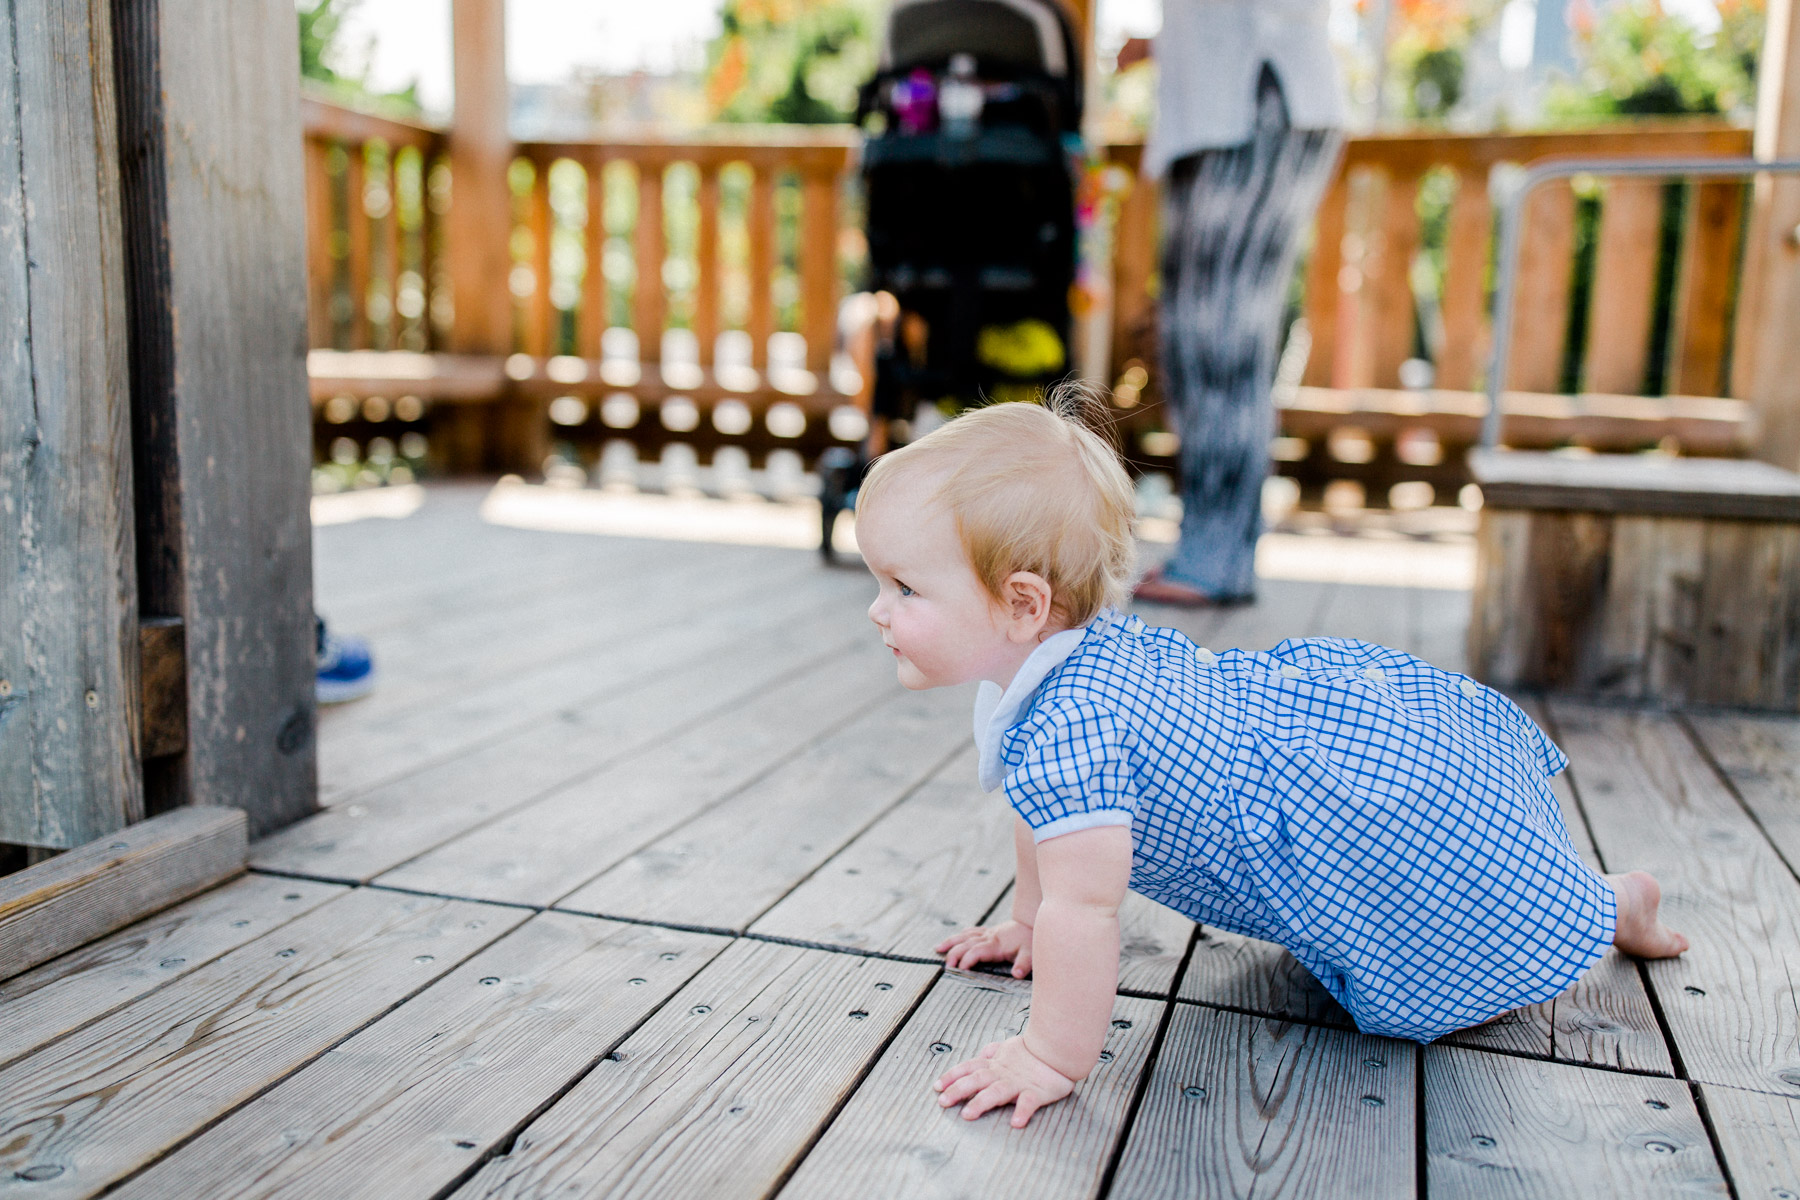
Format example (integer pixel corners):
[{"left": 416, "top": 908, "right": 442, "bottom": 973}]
[{"left": 1608, "top": 871, "right": 1689, "bottom": 958}]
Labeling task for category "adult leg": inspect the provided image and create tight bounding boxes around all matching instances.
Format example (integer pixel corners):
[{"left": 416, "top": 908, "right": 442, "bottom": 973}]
[{"left": 1148, "top": 73, "right": 1341, "bottom": 603}]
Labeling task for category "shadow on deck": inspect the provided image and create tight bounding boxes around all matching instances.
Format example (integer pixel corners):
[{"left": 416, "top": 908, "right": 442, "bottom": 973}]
[{"left": 3, "top": 482, "right": 1797, "bottom": 1198}]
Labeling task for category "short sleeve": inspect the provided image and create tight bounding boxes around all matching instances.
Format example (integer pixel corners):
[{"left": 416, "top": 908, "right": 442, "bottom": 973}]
[{"left": 1002, "top": 700, "right": 1140, "bottom": 843}]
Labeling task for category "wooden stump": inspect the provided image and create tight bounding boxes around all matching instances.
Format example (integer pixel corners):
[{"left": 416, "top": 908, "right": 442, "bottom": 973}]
[{"left": 1469, "top": 450, "right": 1800, "bottom": 709}]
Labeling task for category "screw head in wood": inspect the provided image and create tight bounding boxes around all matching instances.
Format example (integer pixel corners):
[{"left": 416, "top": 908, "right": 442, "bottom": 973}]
[
  {"left": 414, "top": 955, "right": 434, "bottom": 964},
  {"left": 848, "top": 1010, "right": 869, "bottom": 1020},
  {"left": 1645, "top": 1099, "right": 1669, "bottom": 1110},
  {"left": 628, "top": 978, "right": 646, "bottom": 986},
  {"left": 1472, "top": 1135, "right": 1496, "bottom": 1148},
  {"left": 1111, "top": 1019, "right": 1133, "bottom": 1030},
  {"left": 691, "top": 1005, "right": 711, "bottom": 1015},
  {"left": 14, "top": 1165, "right": 63, "bottom": 1182},
  {"left": 1361, "top": 1095, "right": 1385, "bottom": 1107},
  {"left": 1182, "top": 1086, "right": 1205, "bottom": 1099},
  {"left": 874, "top": 982, "right": 893, "bottom": 991},
  {"left": 1644, "top": 1141, "right": 1678, "bottom": 1155},
  {"left": 930, "top": 1042, "right": 952, "bottom": 1054},
  {"left": 0, "top": 679, "right": 11, "bottom": 696},
  {"left": 1098, "top": 1051, "right": 1114, "bottom": 1063},
  {"left": 1685, "top": 986, "right": 1706, "bottom": 997},
  {"left": 84, "top": 690, "right": 99, "bottom": 709}
]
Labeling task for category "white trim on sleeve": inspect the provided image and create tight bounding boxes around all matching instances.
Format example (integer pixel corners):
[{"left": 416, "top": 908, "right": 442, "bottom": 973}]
[{"left": 1030, "top": 810, "right": 1133, "bottom": 843}]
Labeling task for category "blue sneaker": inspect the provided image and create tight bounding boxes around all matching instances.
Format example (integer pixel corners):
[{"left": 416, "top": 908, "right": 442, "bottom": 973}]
[{"left": 316, "top": 620, "right": 376, "bottom": 704}]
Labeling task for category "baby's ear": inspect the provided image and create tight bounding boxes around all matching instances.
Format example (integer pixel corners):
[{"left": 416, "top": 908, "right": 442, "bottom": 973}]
[{"left": 1002, "top": 571, "right": 1054, "bottom": 640}]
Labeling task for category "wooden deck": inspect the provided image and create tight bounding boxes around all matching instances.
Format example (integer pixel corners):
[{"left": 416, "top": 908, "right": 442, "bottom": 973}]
[{"left": 4, "top": 482, "right": 1799, "bottom": 1198}]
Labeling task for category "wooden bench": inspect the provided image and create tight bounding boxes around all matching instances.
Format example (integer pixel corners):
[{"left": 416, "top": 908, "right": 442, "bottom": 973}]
[{"left": 1467, "top": 448, "right": 1800, "bottom": 709}]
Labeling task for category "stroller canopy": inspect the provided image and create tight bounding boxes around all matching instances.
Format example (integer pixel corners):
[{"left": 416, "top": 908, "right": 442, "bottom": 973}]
[{"left": 880, "top": 0, "right": 1076, "bottom": 81}]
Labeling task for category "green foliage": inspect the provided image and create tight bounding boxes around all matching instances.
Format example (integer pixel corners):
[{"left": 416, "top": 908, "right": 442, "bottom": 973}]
[
  {"left": 1546, "top": 0, "right": 1764, "bottom": 121},
  {"left": 296, "top": 0, "right": 422, "bottom": 116},
  {"left": 706, "top": 0, "right": 880, "bottom": 124}
]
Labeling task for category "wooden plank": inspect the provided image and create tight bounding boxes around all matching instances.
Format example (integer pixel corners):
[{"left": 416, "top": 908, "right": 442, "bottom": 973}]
[
  {"left": 377, "top": 640, "right": 897, "bottom": 906},
  {"left": 0, "top": 807, "right": 246, "bottom": 980},
  {"left": 382, "top": 150, "right": 403, "bottom": 350},
  {"left": 1434, "top": 165, "right": 1492, "bottom": 392},
  {"left": 800, "top": 169, "right": 838, "bottom": 375},
  {"left": 750, "top": 745, "right": 1012, "bottom": 957},
  {"left": 748, "top": 168, "right": 776, "bottom": 372},
  {"left": 554, "top": 683, "right": 974, "bottom": 932},
  {"left": 633, "top": 163, "right": 665, "bottom": 363},
  {"left": 346, "top": 148, "right": 372, "bottom": 349},
  {"left": 1584, "top": 180, "right": 1665, "bottom": 396},
  {"left": 450, "top": 941, "right": 936, "bottom": 1200},
  {"left": 1697, "top": 1083, "right": 1800, "bottom": 1198},
  {"left": 304, "top": 137, "right": 335, "bottom": 346},
  {"left": 0, "top": 874, "right": 343, "bottom": 1068},
  {"left": 255, "top": 590, "right": 870, "bottom": 884},
  {"left": 779, "top": 972, "right": 1160, "bottom": 1199},
  {"left": 314, "top": 553, "right": 840, "bottom": 802},
  {"left": 694, "top": 164, "right": 719, "bottom": 369},
  {"left": 114, "top": 0, "right": 319, "bottom": 830},
  {"left": 138, "top": 617, "right": 186, "bottom": 760},
  {"left": 1469, "top": 449, "right": 1800, "bottom": 522},
  {"left": 1505, "top": 181, "right": 1578, "bottom": 395},
  {"left": 1684, "top": 712, "right": 1800, "bottom": 875},
  {"left": 1548, "top": 702, "right": 1800, "bottom": 1097},
  {"left": 114, "top": 915, "right": 732, "bottom": 1200},
  {"left": 1691, "top": 518, "right": 1800, "bottom": 709},
  {"left": 580, "top": 158, "right": 609, "bottom": 360},
  {"left": 0, "top": 889, "right": 523, "bottom": 1199},
  {"left": 1737, "top": 0, "right": 1800, "bottom": 464},
  {"left": 0, "top": 0, "right": 143, "bottom": 849},
  {"left": 1424, "top": 1045, "right": 1725, "bottom": 1198},
  {"left": 1667, "top": 181, "right": 1744, "bottom": 398},
  {"left": 1368, "top": 169, "right": 1423, "bottom": 389},
  {"left": 1109, "top": 1005, "right": 1416, "bottom": 1199}
]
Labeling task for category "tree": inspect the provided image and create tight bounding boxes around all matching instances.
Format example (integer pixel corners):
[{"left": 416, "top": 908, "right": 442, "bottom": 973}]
[
  {"left": 706, "top": 0, "right": 881, "bottom": 124},
  {"left": 296, "top": 0, "right": 422, "bottom": 115},
  {"left": 1547, "top": 0, "right": 1764, "bottom": 120}
]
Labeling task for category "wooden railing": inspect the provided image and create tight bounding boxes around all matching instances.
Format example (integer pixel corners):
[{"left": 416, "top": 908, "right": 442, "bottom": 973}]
[
  {"left": 304, "top": 94, "right": 1755, "bottom": 505},
  {"left": 1105, "top": 122, "right": 1755, "bottom": 506}
]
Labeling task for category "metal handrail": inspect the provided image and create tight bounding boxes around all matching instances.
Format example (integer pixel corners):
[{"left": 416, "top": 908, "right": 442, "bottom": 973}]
[{"left": 1482, "top": 155, "right": 1800, "bottom": 448}]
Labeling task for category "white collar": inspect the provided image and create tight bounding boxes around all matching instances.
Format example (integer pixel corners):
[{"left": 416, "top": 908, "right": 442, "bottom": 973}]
[{"left": 972, "top": 624, "right": 1091, "bottom": 793}]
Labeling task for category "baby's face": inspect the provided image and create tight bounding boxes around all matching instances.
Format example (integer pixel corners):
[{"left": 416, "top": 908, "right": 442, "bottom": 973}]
[{"left": 858, "top": 481, "right": 1020, "bottom": 691}]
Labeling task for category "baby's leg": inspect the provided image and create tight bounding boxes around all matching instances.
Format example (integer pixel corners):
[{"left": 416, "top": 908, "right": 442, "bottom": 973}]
[{"left": 1607, "top": 871, "right": 1688, "bottom": 958}]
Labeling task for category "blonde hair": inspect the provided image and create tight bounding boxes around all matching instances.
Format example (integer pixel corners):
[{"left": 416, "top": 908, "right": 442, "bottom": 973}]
[{"left": 858, "top": 388, "right": 1136, "bottom": 628}]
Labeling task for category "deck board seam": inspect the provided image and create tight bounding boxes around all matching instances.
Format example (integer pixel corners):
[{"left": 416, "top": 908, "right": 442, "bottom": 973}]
[
  {"left": 323, "top": 566, "right": 854, "bottom": 804},
  {"left": 1094, "top": 926, "right": 1200, "bottom": 1199},
  {"left": 324, "top": 627, "right": 874, "bottom": 884},
  {"left": 88, "top": 903, "right": 520, "bottom": 1200},
  {"left": 1678, "top": 710, "right": 1800, "bottom": 887},
  {"left": 1688, "top": 1080, "right": 1747, "bottom": 1200}
]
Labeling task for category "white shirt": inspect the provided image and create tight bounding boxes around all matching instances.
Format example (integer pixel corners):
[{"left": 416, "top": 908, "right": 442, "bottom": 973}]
[
  {"left": 1144, "top": 0, "right": 1350, "bottom": 178},
  {"left": 973, "top": 625, "right": 1089, "bottom": 793}
]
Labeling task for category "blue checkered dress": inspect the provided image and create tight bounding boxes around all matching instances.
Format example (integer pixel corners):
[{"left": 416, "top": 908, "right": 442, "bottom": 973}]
[{"left": 976, "top": 608, "right": 1615, "bottom": 1042}]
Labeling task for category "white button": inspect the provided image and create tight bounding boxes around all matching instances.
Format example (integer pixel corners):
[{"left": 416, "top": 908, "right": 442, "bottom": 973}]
[
  {"left": 1194, "top": 647, "right": 1217, "bottom": 667},
  {"left": 1459, "top": 678, "right": 1480, "bottom": 699},
  {"left": 1362, "top": 666, "right": 1386, "bottom": 683},
  {"left": 1279, "top": 664, "right": 1304, "bottom": 679}
]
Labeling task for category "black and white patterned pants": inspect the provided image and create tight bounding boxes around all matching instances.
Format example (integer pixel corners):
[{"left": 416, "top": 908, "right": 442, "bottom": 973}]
[{"left": 1157, "top": 68, "right": 1341, "bottom": 600}]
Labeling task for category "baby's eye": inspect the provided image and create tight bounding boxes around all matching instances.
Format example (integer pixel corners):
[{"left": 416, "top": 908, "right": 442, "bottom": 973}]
[{"left": 897, "top": 583, "right": 915, "bottom": 597}]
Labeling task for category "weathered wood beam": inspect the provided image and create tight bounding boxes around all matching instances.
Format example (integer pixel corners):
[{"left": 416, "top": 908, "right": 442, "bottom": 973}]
[
  {"left": 0, "top": 0, "right": 144, "bottom": 849},
  {"left": 1737, "top": 0, "right": 1800, "bottom": 465},
  {"left": 448, "top": 0, "right": 513, "bottom": 358},
  {"left": 0, "top": 806, "right": 245, "bottom": 981},
  {"left": 110, "top": 0, "right": 318, "bottom": 834}
]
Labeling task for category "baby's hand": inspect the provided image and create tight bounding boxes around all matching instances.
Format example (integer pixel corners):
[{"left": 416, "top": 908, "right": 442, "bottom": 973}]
[
  {"left": 933, "top": 1037, "right": 1075, "bottom": 1127},
  {"left": 934, "top": 919, "right": 1034, "bottom": 977}
]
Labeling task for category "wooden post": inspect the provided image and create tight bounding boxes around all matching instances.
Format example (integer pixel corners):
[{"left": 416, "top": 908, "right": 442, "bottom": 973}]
[
  {"left": 110, "top": 0, "right": 319, "bottom": 836},
  {"left": 1737, "top": 0, "right": 1800, "bottom": 467},
  {"left": 448, "top": 0, "right": 513, "bottom": 359},
  {"left": 0, "top": 0, "right": 144, "bottom": 849}
]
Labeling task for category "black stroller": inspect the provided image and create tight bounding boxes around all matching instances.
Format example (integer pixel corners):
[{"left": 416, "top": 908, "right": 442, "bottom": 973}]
[{"left": 819, "top": 0, "right": 1085, "bottom": 558}]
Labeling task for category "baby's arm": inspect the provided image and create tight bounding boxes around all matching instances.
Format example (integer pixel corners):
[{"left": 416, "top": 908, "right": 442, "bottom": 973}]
[
  {"left": 935, "top": 816, "right": 1042, "bottom": 977},
  {"left": 934, "top": 825, "right": 1131, "bottom": 1127}
]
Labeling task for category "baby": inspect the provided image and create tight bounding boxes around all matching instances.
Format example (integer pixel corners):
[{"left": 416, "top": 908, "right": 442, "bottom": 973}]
[{"left": 853, "top": 397, "right": 1687, "bottom": 1130}]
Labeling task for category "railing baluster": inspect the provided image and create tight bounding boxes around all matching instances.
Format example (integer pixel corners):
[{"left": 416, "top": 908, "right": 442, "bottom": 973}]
[
  {"left": 345, "top": 145, "right": 371, "bottom": 350},
  {"left": 1300, "top": 165, "right": 1348, "bottom": 388},
  {"left": 1435, "top": 165, "right": 1492, "bottom": 392},
  {"left": 304, "top": 137, "right": 333, "bottom": 347},
  {"left": 800, "top": 167, "right": 837, "bottom": 378},
  {"left": 695, "top": 163, "right": 720, "bottom": 371},
  {"left": 1506, "top": 180, "right": 1578, "bottom": 394},
  {"left": 748, "top": 165, "right": 776, "bottom": 375},
  {"left": 635, "top": 160, "right": 666, "bottom": 367},
  {"left": 580, "top": 155, "right": 608, "bottom": 360},
  {"left": 1669, "top": 180, "right": 1744, "bottom": 397},
  {"left": 1368, "top": 168, "right": 1423, "bottom": 389},
  {"left": 382, "top": 146, "right": 402, "bottom": 350},
  {"left": 529, "top": 157, "right": 554, "bottom": 358},
  {"left": 1584, "top": 178, "right": 1664, "bottom": 394}
]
